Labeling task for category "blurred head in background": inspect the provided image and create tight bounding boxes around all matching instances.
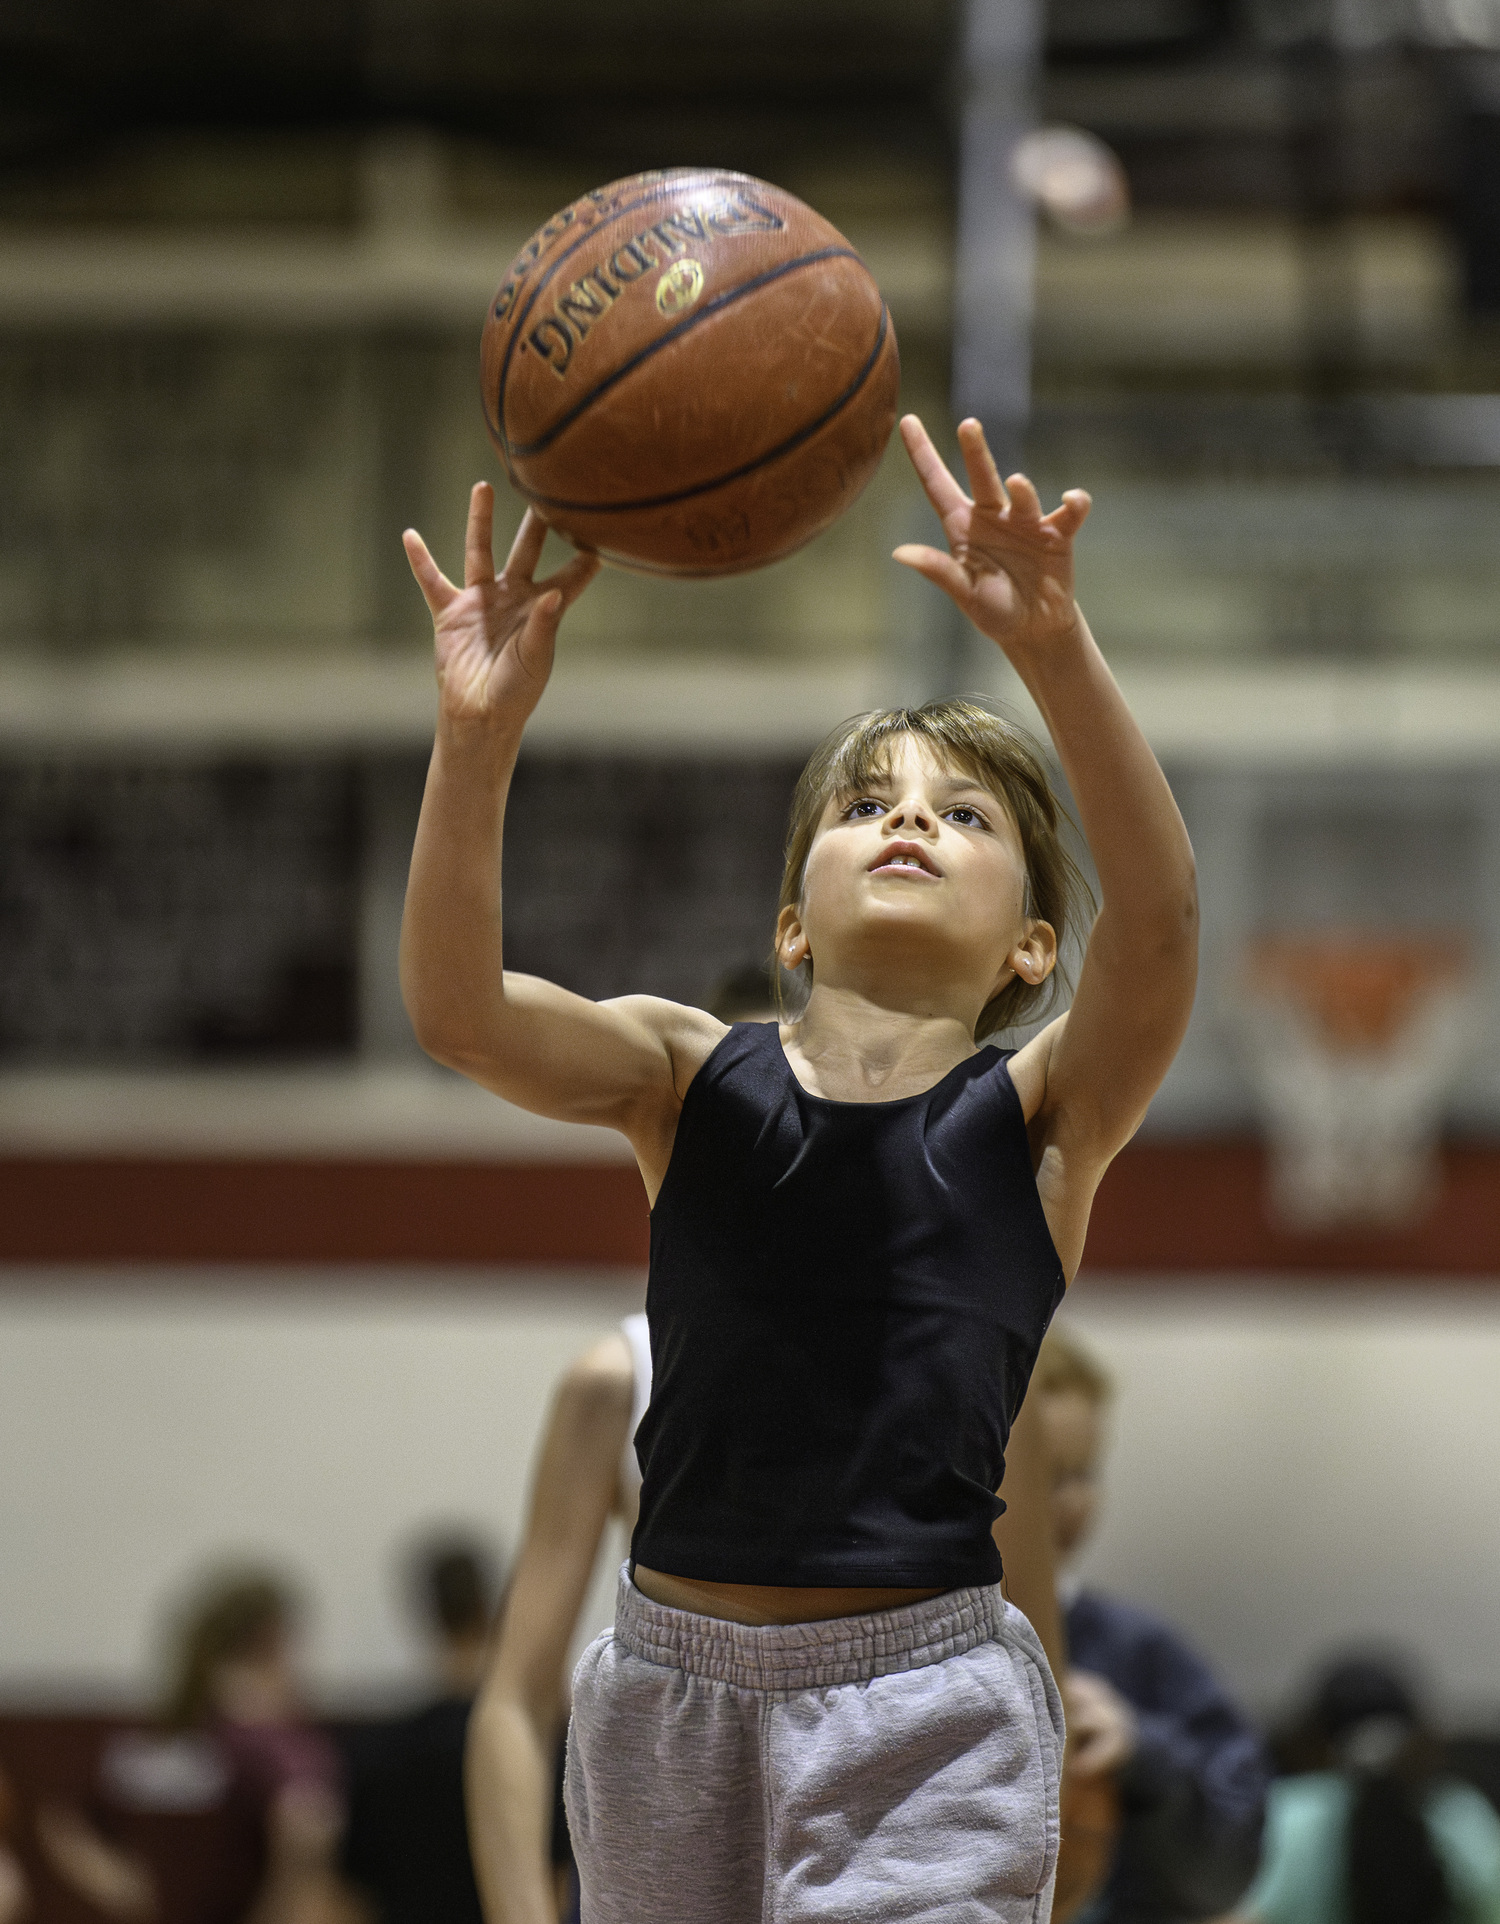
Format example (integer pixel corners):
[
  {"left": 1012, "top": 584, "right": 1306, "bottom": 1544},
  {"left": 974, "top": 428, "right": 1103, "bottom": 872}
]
[
  {"left": 1311, "top": 1658, "right": 1452, "bottom": 1924},
  {"left": 706, "top": 961, "right": 779, "bottom": 1024},
  {"left": 162, "top": 1568, "right": 302, "bottom": 1729},
  {"left": 407, "top": 1533, "right": 499, "bottom": 1698},
  {"left": 1295, "top": 1655, "right": 1438, "bottom": 1778},
  {"left": 39, "top": 1566, "right": 347, "bottom": 1921},
  {"left": 1250, "top": 1655, "right": 1462, "bottom": 1924},
  {"left": 1031, "top": 1323, "right": 1114, "bottom": 1565}
]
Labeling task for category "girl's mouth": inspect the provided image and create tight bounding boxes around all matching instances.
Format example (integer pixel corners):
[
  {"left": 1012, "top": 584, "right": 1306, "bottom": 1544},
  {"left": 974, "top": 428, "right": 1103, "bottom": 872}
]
[{"left": 870, "top": 841, "right": 940, "bottom": 879}]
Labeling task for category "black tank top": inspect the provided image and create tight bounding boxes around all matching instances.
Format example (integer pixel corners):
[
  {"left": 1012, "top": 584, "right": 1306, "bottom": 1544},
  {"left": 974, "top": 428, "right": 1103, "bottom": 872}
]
[{"left": 631, "top": 1021, "right": 1067, "bottom": 1589}]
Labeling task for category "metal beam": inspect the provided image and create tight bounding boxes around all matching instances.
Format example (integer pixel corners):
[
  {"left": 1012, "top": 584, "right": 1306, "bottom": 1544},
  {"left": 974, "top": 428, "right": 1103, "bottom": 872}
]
[
  {"left": 931, "top": 0, "right": 1043, "bottom": 698},
  {"left": 952, "top": 0, "right": 1043, "bottom": 471}
]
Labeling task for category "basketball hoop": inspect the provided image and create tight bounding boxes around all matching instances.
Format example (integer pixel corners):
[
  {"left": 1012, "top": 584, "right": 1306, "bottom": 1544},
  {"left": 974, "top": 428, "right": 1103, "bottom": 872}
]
[{"left": 1231, "top": 932, "right": 1477, "bottom": 1232}]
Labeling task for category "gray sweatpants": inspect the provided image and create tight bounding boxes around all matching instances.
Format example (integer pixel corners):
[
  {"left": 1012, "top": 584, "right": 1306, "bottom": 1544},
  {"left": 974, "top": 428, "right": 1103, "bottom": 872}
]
[{"left": 565, "top": 1567, "right": 1064, "bottom": 1924}]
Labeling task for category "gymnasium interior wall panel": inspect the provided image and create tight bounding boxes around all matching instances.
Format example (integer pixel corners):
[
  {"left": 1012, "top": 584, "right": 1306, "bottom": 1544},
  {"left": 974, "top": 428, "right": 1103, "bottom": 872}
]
[{"left": 1, "top": 1275, "right": 1497, "bottom": 1727}]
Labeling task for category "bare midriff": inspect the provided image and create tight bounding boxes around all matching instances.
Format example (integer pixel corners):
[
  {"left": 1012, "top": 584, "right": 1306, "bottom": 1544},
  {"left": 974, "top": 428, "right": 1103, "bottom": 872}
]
[{"left": 632, "top": 1565, "right": 948, "bottom": 1626}]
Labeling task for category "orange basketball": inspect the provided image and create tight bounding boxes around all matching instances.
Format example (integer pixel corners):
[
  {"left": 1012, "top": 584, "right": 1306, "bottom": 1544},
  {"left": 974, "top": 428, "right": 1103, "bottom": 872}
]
[{"left": 480, "top": 169, "right": 901, "bottom": 577}]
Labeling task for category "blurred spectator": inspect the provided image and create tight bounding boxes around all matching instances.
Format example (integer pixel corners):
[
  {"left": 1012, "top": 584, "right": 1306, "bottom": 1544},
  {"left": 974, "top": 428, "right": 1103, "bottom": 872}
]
[
  {"left": 37, "top": 1568, "right": 348, "bottom": 1924},
  {"left": 1036, "top": 1326, "right": 1270, "bottom": 1924},
  {"left": 1237, "top": 1657, "right": 1500, "bottom": 1924},
  {"left": 340, "top": 1534, "right": 504, "bottom": 1924},
  {"left": 0, "top": 1764, "right": 29, "bottom": 1924}
]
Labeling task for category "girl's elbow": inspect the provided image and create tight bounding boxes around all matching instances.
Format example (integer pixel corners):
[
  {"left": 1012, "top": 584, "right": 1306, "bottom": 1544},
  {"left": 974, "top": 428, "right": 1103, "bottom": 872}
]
[{"left": 402, "top": 988, "right": 474, "bottom": 1069}]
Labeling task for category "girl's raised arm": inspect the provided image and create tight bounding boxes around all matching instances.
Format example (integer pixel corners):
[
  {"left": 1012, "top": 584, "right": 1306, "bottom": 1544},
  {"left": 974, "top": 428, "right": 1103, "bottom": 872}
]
[
  {"left": 399, "top": 485, "right": 718, "bottom": 1141},
  {"left": 895, "top": 416, "right": 1198, "bottom": 1268}
]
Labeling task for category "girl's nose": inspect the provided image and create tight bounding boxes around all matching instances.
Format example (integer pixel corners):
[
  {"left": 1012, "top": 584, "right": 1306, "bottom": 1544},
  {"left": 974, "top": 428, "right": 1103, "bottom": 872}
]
[{"left": 887, "top": 797, "right": 934, "bottom": 832}]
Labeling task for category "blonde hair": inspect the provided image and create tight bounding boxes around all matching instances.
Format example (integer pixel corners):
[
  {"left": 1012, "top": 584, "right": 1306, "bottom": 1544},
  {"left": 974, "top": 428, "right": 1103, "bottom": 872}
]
[
  {"left": 1033, "top": 1324, "right": 1113, "bottom": 1406},
  {"left": 775, "top": 699, "right": 1094, "bottom": 1038}
]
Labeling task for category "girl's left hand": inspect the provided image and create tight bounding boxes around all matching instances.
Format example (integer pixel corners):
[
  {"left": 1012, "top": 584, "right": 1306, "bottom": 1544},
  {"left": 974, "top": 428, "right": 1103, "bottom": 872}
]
[{"left": 893, "top": 414, "right": 1091, "bottom": 660}]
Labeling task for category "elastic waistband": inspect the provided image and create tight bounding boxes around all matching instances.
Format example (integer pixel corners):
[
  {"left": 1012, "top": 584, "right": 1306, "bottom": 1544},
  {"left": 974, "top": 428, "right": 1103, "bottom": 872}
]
[{"left": 611, "top": 1565, "right": 1013, "bottom": 1694}]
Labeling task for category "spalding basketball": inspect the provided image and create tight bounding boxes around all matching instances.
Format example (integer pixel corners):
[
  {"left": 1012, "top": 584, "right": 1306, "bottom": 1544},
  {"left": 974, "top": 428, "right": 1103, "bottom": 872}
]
[{"left": 480, "top": 169, "right": 900, "bottom": 577}]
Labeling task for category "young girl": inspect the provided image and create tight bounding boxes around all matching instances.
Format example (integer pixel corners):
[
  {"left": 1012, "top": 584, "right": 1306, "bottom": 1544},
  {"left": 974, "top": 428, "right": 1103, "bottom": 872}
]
[{"left": 400, "top": 415, "right": 1198, "bottom": 1924}]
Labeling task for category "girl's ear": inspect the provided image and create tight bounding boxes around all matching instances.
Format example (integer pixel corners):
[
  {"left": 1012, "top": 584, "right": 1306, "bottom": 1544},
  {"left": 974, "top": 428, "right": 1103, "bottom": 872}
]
[
  {"left": 1009, "top": 920, "right": 1058, "bottom": 988},
  {"left": 775, "top": 905, "right": 810, "bottom": 973}
]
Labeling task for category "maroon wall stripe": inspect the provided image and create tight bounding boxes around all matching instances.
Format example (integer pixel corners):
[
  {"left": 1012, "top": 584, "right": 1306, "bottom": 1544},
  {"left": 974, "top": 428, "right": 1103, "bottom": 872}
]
[
  {"left": 0, "top": 1159, "right": 651, "bottom": 1267},
  {"left": 0, "top": 1143, "right": 1494, "bottom": 1274},
  {"left": 1084, "top": 1141, "right": 1500, "bottom": 1279}
]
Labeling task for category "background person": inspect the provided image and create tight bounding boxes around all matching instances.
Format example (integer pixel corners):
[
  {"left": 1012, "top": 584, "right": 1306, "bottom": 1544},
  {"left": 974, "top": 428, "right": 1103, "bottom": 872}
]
[
  {"left": 0, "top": 1764, "right": 28, "bottom": 1924},
  {"left": 1235, "top": 1656, "right": 1500, "bottom": 1924},
  {"left": 37, "top": 1568, "right": 348, "bottom": 1924},
  {"left": 1036, "top": 1325, "right": 1269, "bottom": 1924},
  {"left": 464, "top": 965, "right": 783, "bottom": 1924},
  {"left": 341, "top": 1534, "right": 502, "bottom": 1924}
]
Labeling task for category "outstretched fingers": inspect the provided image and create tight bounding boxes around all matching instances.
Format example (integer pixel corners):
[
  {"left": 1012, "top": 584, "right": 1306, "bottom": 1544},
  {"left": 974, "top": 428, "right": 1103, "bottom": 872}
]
[
  {"left": 502, "top": 506, "right": 550, "bottom": 585},
  {"left": 1044, "top": 487, "right": 1093, "bottom": 538},
  {"left": 512, "top": 588, "right": 565, "bottom": 682},
  {"left": 899, "top": 414, "right": 970, "bottom": 518},
  {"left": 957, "top": 419, "right": 1009, "bottom": 512},
  {"left": 1003, "top": 472, "right": 1044, "bottom": 523},
  {"left": 537, "top": 547, "right": 602, "bottom": 613},
  {"left": 464, "top": 483, "right": 496, "bottom": 588},
  {"left": 892, "top": 542, "right": 974, "bottom": 602},
  {"left": 402, "top": 529, "right": 458, "bottom": 616},
  {"left": 515, "top": 548, "right": 600, "bottom": 669}
]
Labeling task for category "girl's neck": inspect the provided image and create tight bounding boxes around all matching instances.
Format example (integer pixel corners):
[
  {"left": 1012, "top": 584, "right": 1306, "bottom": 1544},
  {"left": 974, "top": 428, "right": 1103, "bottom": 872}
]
[{"left": 783, "top": 990, "right": 982, "bottom": 1102}]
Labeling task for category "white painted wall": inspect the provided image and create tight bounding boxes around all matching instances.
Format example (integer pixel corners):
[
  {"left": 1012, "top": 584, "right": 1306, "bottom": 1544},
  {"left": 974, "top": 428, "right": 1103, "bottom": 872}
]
[
  {"left": 1061, "top": 1282, "right": 1500, "bottom": 1725},
  {"left": 0, "top": 1273, "right": 644, "bottom": 1708},
  {"left": 1, "top": 1273, "right": 1498, "bottom": 1727}
]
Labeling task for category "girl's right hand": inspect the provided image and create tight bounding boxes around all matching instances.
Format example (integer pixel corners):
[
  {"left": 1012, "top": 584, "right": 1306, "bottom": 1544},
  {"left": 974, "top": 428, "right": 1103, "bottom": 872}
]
[
  {"left": 403, "top": 485, "right": 600, "bottom": 731},
  {"left": 893, "top": 415, "right": 1089, "bottom": 666}
]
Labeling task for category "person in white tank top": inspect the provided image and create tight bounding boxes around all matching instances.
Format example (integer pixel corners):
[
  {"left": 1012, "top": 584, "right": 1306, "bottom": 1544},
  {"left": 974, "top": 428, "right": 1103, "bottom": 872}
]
[
  {"left": 615, "top": 1310, "right": 652, "bottom": 1522},
  {"left": 465, "top": 976, "right": 776, "bottom": 1923}
]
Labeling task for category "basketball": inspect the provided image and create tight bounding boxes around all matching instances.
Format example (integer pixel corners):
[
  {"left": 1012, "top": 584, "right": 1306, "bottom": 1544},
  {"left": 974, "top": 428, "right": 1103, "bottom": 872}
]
[{"left": 479, "top": 168, "right": 901, "bottom": 577}]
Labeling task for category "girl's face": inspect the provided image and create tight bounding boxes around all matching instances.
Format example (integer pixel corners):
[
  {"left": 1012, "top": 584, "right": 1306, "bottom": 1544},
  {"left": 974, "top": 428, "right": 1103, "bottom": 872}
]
[{"left": 784, "top": 734, "right": 1053, "bottom": 1012}]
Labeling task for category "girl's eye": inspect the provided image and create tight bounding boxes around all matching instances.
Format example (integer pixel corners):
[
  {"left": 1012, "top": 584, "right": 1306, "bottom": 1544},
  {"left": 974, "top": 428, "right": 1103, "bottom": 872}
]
[
  {"left": 847, "top": 798, "right": 885, "bottom": 818},
  {"left": 946, "top": 806, "right": 986, "bottom": 827}
]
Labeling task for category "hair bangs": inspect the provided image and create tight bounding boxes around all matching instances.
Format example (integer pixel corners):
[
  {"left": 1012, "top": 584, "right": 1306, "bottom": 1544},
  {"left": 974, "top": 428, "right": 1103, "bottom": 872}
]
[{"left": 774, "top": 697, "right": 1094, "bottom": 1039}]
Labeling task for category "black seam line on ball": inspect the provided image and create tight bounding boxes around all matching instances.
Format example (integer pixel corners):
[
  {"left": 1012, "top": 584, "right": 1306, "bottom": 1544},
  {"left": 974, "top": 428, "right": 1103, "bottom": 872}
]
[
  {"left": 504, "top": 247, "right": 862, "bottom": 461},
  {"left": 488, "top": 172, "right": 742, "bottom": 454},
  {"left": 511, "top": 302, "right": 890, "bottom": 516}
]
